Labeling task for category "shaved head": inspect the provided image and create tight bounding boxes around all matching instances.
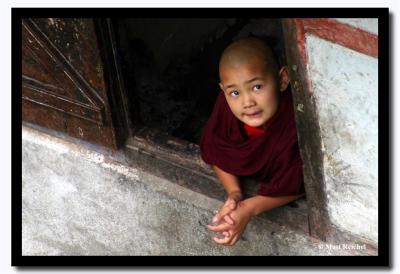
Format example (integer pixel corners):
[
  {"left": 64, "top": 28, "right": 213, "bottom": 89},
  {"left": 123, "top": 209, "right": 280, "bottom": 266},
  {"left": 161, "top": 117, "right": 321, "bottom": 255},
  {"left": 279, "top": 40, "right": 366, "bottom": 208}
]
[
  {"left": 217, "top": 37, "right": 290, "bottom": 129},
  {"left": 219, "top": 37, "right": 279, "bottom": 79}
]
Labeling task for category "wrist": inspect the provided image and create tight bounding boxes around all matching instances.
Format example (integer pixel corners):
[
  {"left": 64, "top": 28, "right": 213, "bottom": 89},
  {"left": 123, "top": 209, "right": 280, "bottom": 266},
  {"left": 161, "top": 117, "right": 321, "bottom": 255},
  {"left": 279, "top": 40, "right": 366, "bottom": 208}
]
[
  {"left": 238, "top": 199, "right": 258, "bottom": 217},
  {"left": 228, "top": 190, "right": 243, "bottom": 201}
]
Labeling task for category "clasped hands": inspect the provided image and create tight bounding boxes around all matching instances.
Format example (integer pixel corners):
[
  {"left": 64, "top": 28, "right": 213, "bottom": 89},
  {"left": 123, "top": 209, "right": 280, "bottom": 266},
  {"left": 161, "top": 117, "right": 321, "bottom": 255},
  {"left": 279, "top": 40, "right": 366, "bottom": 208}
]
[{"left": 207, "top": 191, "right": 253, "bottom": 246}]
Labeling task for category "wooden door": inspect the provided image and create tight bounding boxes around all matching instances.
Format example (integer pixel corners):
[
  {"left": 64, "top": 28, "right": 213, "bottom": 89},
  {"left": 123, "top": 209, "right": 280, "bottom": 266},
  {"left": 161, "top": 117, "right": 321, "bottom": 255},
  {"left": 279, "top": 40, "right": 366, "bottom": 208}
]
[{"left": 21, "top": 18, "right": 122, "bottom": 149}]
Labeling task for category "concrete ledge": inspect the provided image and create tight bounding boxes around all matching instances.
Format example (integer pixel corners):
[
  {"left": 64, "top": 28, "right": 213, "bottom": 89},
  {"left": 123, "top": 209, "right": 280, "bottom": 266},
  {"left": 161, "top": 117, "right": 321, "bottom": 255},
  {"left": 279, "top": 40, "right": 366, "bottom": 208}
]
[
  {"left": 126, "top": 126, "right": 310, "bottom": 236},
  {"left": 22, "top": 125, "right": 376, "bottom": 255}
]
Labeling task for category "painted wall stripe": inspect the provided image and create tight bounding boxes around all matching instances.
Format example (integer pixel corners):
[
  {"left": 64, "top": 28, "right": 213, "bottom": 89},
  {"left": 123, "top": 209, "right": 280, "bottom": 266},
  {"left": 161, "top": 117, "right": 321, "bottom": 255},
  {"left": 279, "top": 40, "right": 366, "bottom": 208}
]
[{"left": 302, "top": 18, "right": 378, "bottom": 58}]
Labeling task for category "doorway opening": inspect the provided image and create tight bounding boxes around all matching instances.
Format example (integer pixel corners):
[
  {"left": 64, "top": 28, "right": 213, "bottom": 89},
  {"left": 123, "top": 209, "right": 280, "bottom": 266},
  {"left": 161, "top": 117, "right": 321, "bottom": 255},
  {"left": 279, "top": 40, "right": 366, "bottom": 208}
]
[{"left": 112, "top": 18, "right": 287, "bottom": 144}]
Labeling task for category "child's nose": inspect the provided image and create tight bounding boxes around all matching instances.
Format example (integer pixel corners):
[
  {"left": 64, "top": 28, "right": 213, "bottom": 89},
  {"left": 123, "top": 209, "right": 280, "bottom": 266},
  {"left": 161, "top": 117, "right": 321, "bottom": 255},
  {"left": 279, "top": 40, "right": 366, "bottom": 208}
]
[{"left": 242, "top": 93, "right": 256, "bottom": 108}]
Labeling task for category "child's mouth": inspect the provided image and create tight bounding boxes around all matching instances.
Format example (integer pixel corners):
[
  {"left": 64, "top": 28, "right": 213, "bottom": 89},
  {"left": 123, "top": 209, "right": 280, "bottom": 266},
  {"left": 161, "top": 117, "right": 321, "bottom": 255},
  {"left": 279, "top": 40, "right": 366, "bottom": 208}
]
[{"left": 245, "top": 111, "right": 262, "bottom": 118}]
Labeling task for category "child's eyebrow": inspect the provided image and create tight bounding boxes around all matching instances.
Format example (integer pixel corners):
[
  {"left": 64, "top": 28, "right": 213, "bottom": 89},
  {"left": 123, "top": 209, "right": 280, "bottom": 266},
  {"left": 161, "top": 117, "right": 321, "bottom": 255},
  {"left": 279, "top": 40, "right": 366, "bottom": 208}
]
[
  {"left": 244, "top": 77, "right": 263, "bottom": 84},
  {"left": 225, "top": 77, "right": 264, "bottom": 89},
  {"left": 225, "top": 84, "right": 236, "bottom": 89},
  {"left": 226, "top": 76, "right": 263, "bottom": 88}
]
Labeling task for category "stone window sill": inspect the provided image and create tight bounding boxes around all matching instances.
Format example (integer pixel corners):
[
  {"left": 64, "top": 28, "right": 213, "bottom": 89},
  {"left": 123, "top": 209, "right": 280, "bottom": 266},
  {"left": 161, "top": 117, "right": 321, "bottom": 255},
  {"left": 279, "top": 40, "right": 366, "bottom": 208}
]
[{"left": 125, "top": 126, "right": 309, "bottom": 236}]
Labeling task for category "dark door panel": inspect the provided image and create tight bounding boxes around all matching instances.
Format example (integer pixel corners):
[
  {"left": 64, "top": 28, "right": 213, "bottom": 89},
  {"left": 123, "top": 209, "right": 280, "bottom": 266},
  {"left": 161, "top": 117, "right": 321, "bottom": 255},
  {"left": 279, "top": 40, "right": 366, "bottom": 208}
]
[{"left": 22, "top": 18, "right": 118, "bottom": 149}]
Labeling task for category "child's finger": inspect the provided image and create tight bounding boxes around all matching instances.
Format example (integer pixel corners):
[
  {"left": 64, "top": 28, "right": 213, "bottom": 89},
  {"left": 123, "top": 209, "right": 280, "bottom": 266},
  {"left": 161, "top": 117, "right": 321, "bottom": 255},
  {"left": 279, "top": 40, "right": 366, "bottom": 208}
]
[
  {"left": 226, "top": 198, "right": 237, "bottom": 210},
  {"left": 212, "top": 212, "right": 221, "bottom": 223},
  {"left": 223, "top": 214, "right": 235, "bottom": 225},
  {"left": 213, "top": 206, "right": 230, "bottom": 223},
  {"left": 223, "top": 231, "right": 230, "bottom": 237},
  {"left": 213, "top": 235, "right": 231, "bottom": 245},
  {"left": 227, "top": 234, "right": 240, "bottom": 246},
  {"left": 226, "top": 197, "right": 236, "bottom": 204},
  {"left": 207, "top": 222, "right": 230, "bottom": 232}
]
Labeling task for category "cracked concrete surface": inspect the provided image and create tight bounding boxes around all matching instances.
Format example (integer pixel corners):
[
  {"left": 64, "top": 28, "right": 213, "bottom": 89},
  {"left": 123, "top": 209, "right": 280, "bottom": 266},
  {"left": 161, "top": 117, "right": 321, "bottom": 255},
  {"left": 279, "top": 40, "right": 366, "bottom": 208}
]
[{"left": 22, "top": 126, "right": 372, "bottom": 255}]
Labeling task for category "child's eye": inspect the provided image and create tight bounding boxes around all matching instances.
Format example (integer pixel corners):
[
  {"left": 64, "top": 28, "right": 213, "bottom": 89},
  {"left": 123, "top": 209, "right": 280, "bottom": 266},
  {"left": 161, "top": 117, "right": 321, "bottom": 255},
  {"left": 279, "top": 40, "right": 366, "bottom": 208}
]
[
  {"left": 229, "top": 90, "right": 239, "bottom": 97},
  {"left": 253, "top": 84, "right": 262, "bottom": 92}
]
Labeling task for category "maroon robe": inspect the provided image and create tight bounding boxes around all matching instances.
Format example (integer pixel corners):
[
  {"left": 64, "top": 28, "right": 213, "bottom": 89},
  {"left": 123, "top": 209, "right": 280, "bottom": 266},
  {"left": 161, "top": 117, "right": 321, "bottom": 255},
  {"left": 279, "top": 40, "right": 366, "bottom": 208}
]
[{"left": 199, "top": 88, "right": 305, "bottom": 197}]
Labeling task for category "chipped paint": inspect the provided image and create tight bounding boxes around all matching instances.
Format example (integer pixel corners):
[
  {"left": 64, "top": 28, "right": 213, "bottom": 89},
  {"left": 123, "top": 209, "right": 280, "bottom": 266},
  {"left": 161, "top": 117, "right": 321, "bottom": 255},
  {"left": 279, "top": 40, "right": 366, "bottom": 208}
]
[
  {"left": 296, "top": 104, "right": 304, "bottom": 112},
  {"left": 334, "top": 18, "right": 378, "bottom": 35},
  {"left": 78, "top": 127, "right": 83, "bottom": 137}
]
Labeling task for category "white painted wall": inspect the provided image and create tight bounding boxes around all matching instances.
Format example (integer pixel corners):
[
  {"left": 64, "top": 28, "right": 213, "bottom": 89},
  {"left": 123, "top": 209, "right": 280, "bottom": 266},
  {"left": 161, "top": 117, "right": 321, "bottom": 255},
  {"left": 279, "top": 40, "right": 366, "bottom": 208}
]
[{"left": 305, "top": 33, "right": 378, "bottom": 242}]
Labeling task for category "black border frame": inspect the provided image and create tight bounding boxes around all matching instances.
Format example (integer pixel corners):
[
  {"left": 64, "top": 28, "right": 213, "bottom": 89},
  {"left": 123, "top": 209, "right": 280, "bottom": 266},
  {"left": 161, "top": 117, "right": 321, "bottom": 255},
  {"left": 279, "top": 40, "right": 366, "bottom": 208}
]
[{"left": 13, "top": 7, "right": 390, "bottom": 267}]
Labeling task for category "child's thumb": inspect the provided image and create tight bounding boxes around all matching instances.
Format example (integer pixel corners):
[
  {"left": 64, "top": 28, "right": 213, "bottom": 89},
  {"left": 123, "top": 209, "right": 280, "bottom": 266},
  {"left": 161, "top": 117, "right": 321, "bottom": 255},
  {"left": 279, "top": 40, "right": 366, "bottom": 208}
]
[
  {"left": 212, "top": 210, "right": 222, "bottom": 223},
  {"left": 212, "top": 214, "right": 220, "bottom": 223}
]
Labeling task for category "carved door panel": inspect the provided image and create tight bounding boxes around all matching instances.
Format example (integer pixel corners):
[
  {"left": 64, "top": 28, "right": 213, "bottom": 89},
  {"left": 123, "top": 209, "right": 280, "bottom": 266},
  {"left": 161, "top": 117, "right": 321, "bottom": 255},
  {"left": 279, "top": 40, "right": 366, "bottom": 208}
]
[{"left": 22, "top": 18, "right": 118, "bottom": 149}]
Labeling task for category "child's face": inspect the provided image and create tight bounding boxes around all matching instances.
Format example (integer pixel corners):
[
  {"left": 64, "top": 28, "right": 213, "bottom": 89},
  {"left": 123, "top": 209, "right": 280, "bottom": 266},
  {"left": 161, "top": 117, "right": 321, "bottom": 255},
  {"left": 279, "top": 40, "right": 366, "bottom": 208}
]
[{"left": 219, "top": 57, "right": 289, "bottom": 129}]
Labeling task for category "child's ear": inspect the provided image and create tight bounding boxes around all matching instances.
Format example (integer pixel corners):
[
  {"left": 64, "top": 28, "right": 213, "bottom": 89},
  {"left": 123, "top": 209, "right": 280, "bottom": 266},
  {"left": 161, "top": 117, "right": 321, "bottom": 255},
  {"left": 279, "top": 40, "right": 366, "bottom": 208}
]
[
  {"left": 219, "top": 82, "right": 225, "bottom": 92},
  {"left": 278, "top": 66, "right": 290, "bottom": 92}
]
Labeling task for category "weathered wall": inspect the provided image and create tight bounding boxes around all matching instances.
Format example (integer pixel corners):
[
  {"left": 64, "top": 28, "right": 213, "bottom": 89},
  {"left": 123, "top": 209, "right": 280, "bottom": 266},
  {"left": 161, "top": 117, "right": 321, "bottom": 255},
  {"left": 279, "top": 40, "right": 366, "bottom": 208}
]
[
  {"left": 334, "top": 19, "right": 378, "bottom": 34},
  {"left": 21, "top": 126, "right": 373, "bottom": 255},
  {"left": 21, "top": 17, "right": 379, "bottom": 256},
  {"left": 304, "top": 19, "right": 378, "bottom": 242}
]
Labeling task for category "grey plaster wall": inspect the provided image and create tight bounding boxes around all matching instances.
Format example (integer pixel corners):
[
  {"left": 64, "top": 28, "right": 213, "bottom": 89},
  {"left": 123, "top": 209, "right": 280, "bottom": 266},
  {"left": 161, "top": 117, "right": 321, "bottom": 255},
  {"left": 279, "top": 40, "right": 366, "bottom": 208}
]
[
  {"left": 305, "top": 25, "right": 378, "bottom": 243},
  {"left": 22, "top": 126, "right": 373, "bottom": 256}
]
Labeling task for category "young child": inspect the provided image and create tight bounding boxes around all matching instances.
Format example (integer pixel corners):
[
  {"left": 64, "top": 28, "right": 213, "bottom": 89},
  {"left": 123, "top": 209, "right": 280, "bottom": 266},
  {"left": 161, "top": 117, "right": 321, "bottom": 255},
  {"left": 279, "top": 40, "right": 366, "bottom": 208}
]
[{"left": 199, "top": 37, "right": 305, "bottom": 246}]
